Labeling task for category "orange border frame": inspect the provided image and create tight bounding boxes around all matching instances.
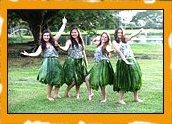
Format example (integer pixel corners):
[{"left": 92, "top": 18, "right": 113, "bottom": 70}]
[{"left": 1, "top": 1, "right": 171, "bottom": 124}]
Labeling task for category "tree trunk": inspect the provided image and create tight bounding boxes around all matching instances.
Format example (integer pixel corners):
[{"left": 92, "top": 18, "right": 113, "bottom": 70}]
[
  {"left": 16, "top": 10, "right": 44, "bottom": 45},
  {"left": 29, "top": 24, "right": 42, "bottom": 46}
]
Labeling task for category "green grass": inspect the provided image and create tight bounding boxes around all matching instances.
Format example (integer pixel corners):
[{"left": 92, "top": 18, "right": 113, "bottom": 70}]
[
  {"left": 130, "top": 43, "right": 163, "bottom": 55},
  {"left": 86, "top": 43, "right": 163, "bottom": 56},
  {"left": 8, "top": 43, "right": 163, "bottom": 113},
  {"left": 8, "top": 56, "right": 163, "bottom": 113}
]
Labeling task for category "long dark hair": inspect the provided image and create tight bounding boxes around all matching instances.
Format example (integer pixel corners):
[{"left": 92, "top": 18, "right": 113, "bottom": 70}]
[
  {"left": 70, "top": 27, "right": 85, "bottom": 50},
  {"left": 40, "top": 29, "right": 55, "bottom": 51},
  {"left": 114, "top": 27, "right": 126, "bottom": 43},
  {"left": 98, "top": 32, "right": 110, "bottom": 55}
]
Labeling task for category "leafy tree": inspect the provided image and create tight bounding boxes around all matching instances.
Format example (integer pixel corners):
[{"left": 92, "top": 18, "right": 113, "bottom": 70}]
[
  {"left": 8, "top": 10, "right": 117, "bottom": 45},
  {"left": 8, "top": 10, "right": 60, "bottom": 45},
  {"left": 131, "top": 10, "right": 163, "bottom": 29}
]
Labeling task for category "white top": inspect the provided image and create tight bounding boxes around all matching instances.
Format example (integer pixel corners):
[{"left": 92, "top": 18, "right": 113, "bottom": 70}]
[
  {"left": 94, "top": 46, "right": 108, "bottom": 62},
  {"left": 117, "top": 42, "right": 134, "bottom": 60}
]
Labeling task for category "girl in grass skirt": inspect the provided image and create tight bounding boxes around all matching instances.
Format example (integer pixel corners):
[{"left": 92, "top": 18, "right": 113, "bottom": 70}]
[
  {"left": 113, "top": 27, "right": 144, "bottom": 104},
  {"left": 21, "top": 17, "right": 67, "bottom": 101},
  {"left": 85, "top": 32, "right": 115, "bottom": 103},
  {"left": 57, "top": 27, "right": 88, "bottom": 99}
]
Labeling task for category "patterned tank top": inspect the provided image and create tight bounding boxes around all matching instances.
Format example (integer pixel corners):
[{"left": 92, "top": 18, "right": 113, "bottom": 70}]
[
  {"left": 94, "top": 46, "right": 109, "bottom": 62},
  {"left": 43, "top": 45, "right": 58, "bottom": 58},
  {"left": 68, "top": 44, "right": 83, "bottom": 59},
  {"left": 117, "top": 42, "right": 134, "bottom": 60}
]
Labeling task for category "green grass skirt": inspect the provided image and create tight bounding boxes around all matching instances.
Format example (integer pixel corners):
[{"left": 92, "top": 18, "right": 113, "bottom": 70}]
[
  {"left": 63, "top": 57, "right": 87, "bottom": 86},
  {"left": 88, "top": 60, "right": 115, "bottom": 91},
  {"left": 37, "top": 57, "right": 63, "bottom": 87},
  {"left": 113, "top": 58, "right": 142, "bottom": 92}
]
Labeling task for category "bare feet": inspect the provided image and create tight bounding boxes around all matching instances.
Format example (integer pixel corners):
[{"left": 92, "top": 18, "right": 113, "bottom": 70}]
[
  {"left": 88, "top": 95, "right": 92, "bottom": 101},
  {"left": 64, "top": 93, "right": 70, "bottom": 97},
  {"left": 118, "top": 100, "right": 126, "bottom": 105},
  {"left": 47, "top": 97, "right": 54, "bottom": 101},
  {"left": 88, "top": 93, "right": 94, "bottom": 101},
  {"left": 101, "top": 99, "right": 106, "bottom": 103},
  {"left": 53, "top": 95, "right": 61, "bottom": 99},
  {"left": 134, "top": 98, "right": 143, "bottom": 103},
  {"left": 90, "top": 93, "right": 94, "bottom": 97},
  {"left": 76, "top": 94, "right": 80, "bottom": 99}
]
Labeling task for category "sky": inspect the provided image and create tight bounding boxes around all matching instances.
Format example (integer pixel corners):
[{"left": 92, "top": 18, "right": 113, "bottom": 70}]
[{"left": 118, "top": 10, "right": 146, "bottom": 24}]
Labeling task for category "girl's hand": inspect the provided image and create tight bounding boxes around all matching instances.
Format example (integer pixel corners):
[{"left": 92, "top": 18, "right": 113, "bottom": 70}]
[
  {"left": 62, "top": 16, "right": 67, "bottom": 24},
  {"left": 141, "top": 28, "right": 147, "bottom": 36},
  {"left": 125, "top": 60, "right": 134, "bottom": 65},
  {"left": 55, "top": 41, "right": 60, "bottom": 47},
  {"left": 140, "top": 28, "right": 144, "bottom": 32},
  {"left": 21, "top": 51, "right": 29, "bottom": 56}
]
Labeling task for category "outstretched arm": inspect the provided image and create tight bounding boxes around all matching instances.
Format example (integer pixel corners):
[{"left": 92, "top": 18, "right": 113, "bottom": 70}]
[
  {"left": 53, "top": 17, "right": 67, "bottom": 41},
  {"left": 57, "top": 39, "right": 71, "bottom": 51},
  {"left": 126, "top": 28, "right": 144, "bottom": 42},
  {"left": 21, "top": 45, "right": 42, "bottom": 57}
]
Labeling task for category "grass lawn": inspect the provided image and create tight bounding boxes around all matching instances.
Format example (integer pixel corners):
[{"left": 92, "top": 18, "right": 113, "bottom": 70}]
[
  {"left": 86, "top": 43, "right": 163, "bottom": 56},
  {"left": 8, "top": 54, "right": 163, "bottom": 113}
]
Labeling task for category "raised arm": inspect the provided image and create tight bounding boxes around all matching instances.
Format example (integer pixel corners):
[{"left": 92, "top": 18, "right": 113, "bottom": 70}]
[
  {"left": 126, "top": 28, "right": 143, "bottom": 42},
  {"left": 21, "top": 45, "right": 42, "bottom": 57},
  {"left": 113, "top": 42, "right": 133, "bottom": 65},
  {"left": 53, "top": 17, "right": 67, "bottom": 41},
  {"left": 57, "top": 39, "right": 71, "bottom": 51}
]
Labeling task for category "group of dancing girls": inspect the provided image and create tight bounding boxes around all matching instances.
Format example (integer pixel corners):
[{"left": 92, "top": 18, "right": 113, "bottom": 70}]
[{"left": 21, "top": 17, "right": 143, "bottom": 104}]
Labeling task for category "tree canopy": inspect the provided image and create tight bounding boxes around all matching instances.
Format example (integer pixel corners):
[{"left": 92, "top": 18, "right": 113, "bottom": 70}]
[
  {"left": 8, "top": 10, "right": 163, "bottom": 45},
  {"left": 131, "top": 10, "right": 163, "bottom": 29},
  {"left": 8, "top": 10, "right": 117, "bottom": 44}
]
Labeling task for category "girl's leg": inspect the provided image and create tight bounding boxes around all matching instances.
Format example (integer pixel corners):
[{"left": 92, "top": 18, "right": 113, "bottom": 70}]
[
  {"left": 100, "top": 87, "right": 106, "bottom": 103},
  {"left": 133, "top": 91, "right": 143, "bottom": 102},
  {"left": 85, "top": 75, "right": 94, "bottom": 100},
  {"left": 118, "top": 91, "right": 126, "bottom": 104},
  {"left": 53, "top": 86, "right": 61, "bottom": 99},
  {"left": 64, "top": 81, "right": 75, "bottom": 97},
  {"left": 76, "top": 85, "right": 80, "bottom": 99},
  {"left": 47, "top": 84, "right": 54, "bottom": 101}
]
